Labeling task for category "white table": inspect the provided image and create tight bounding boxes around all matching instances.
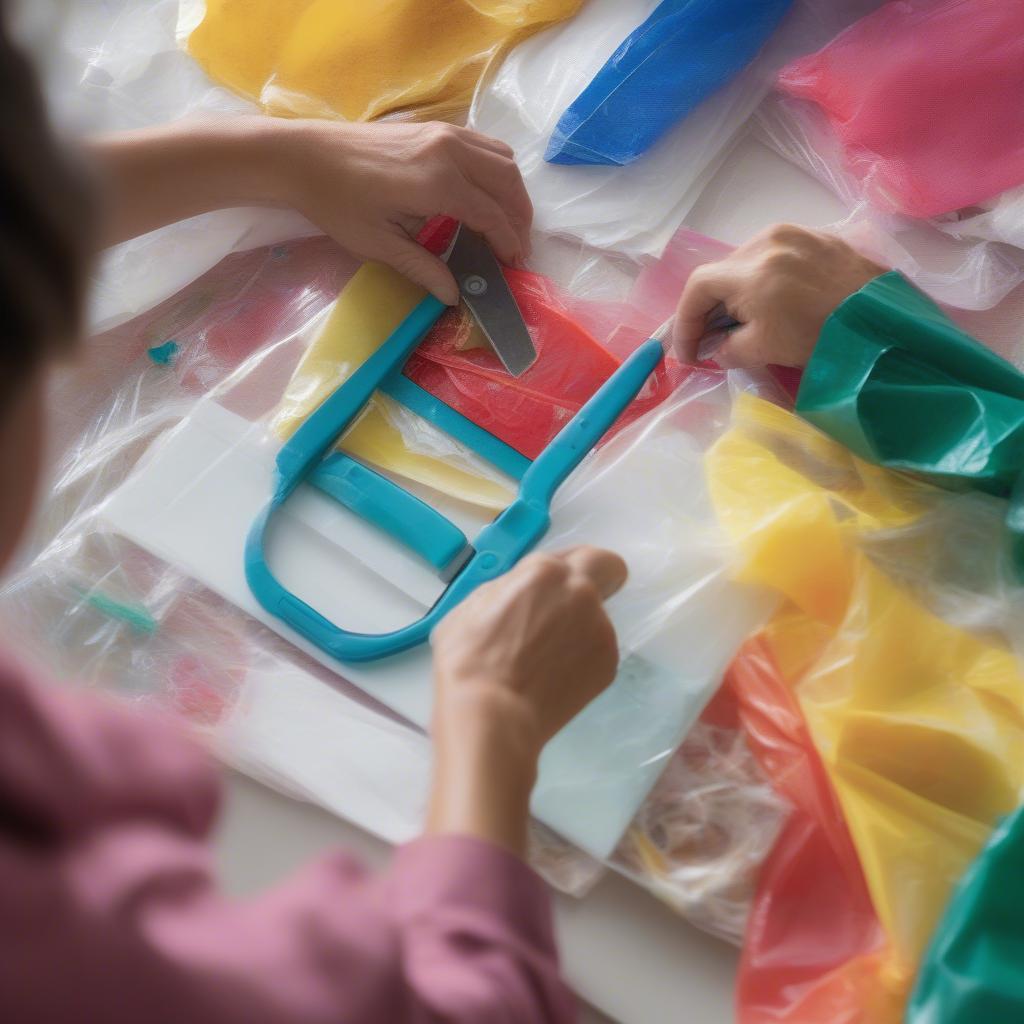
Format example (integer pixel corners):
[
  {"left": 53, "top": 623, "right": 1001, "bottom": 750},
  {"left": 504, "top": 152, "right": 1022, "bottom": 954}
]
[{"left": 214, "top": 136, "right": 847, "bottom": 1024}]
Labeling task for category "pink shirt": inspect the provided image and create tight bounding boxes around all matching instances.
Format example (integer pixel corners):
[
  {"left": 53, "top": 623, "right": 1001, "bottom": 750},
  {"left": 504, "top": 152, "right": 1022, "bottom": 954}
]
[{"left": 0, "top": 652, "right": 576, "bottom": 1022}]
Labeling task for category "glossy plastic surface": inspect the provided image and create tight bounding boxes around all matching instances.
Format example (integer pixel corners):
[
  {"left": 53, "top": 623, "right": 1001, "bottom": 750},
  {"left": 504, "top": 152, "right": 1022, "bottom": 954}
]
[
  {"left": 547, "top": 0, "right": 794, "bottom": 167},
  {"left": 797, "top": 271, "right": 1024, "bottom": 562}
]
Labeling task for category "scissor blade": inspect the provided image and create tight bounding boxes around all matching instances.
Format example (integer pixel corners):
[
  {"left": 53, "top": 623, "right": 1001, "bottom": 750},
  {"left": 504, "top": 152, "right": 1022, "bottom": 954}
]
[{"left": 445, "top": 228, "right": 537, "bottom": 377}]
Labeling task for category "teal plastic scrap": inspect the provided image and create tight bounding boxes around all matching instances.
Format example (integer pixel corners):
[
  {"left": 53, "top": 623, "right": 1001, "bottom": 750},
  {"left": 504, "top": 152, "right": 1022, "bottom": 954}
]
[
  {"left": 797, "top": 271, "right": 1024, "bottom": 560},
  {"left": 147, "top": 340, "right": 179, "bottom": 365},
  {"left": 907, "top": 807, "right": 1024, "bottom": 1023}
]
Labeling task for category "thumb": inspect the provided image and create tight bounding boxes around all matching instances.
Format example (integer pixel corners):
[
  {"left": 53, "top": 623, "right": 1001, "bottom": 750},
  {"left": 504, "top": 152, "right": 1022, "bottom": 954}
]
[{"left": 376, "top": 230, "right": 460, "bottom": 306}]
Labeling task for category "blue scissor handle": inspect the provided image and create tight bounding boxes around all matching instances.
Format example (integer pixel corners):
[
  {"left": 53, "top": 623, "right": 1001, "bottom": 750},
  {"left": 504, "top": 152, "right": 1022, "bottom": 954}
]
[{"left": 246, "top": 329, "right": 663, "bottom": 664}]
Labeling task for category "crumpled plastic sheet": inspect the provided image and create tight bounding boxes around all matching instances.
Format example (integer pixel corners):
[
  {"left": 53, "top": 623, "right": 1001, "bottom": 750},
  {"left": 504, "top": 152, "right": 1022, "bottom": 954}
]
[
  {"left": 546, "top": 0, "right": 795, "bottom": 168},
  {"left": 797, "top": 270, "right": 1024, "bottom": 565},
  {"left": 908, "top": 805, "right": 1024, "bottom": 1024},
  {"left": 185, "top": 0, "right": 584, "bottom": 123},
  {"left": 468, "top": 0, "right": 887, "bottom": 258},
  {"left": 22, "top": 0, "right": 317, "bottom": 334},
  {"left": 611, "top": 711, "right": 788, "bottom": 946},
  {"left": 706, "top": 393, "right": 1024, "bottom": 1017}
]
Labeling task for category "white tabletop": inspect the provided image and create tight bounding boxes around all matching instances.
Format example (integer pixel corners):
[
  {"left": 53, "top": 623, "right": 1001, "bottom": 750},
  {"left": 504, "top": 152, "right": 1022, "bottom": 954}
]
[{"left": 213, "top": 135, "right": 847, "bottom": 1024}]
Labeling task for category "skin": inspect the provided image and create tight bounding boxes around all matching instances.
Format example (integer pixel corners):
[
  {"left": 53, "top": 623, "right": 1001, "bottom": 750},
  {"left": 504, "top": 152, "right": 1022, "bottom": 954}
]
[
  {"left": 672, "top": 224, "right": 887, "bottom": 368},
  {"left": 10, "top": 115, "right": 620, "bottom": 861}
]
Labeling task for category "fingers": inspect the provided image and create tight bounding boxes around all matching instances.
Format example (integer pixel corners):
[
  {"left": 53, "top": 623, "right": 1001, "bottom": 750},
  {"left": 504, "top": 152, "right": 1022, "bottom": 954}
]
[
  {"left": 709, "top": 324, "right": 768, "bottom": 370},
  {"left": 377, "top": 230, "right": 460, "bottom": 305},
  {"left": 672, "top": 265, "right": 738, "bottom": 363},
  {"left": 443, "top": 173, "right": 525, "bottom": 266},
  {"left": 453, "top": 125, "right": 516, "bottom": 160},
  {"left": 558, "top": 546, "right": 628, "bottom": 600},
  {"left": 460, "top": 147, "right": 533, "bottom": 255}
]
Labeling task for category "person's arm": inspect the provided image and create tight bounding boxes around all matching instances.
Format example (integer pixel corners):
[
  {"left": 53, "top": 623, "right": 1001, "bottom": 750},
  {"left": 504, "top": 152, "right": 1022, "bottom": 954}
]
[
  {"left": 2, "top": 548, "right": 625, "bottom": 1024},
  {"left": 87, "top": 115, "right": 534, "bottom": 305},
  {"left": 671, "top": 224, "right": 885, "bottom": 368}
]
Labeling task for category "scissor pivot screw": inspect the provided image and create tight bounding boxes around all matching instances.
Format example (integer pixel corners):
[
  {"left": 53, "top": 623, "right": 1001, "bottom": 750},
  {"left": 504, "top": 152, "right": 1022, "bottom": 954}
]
[{"left": 463, "top": 274, "right": 488, "bottom": 296}]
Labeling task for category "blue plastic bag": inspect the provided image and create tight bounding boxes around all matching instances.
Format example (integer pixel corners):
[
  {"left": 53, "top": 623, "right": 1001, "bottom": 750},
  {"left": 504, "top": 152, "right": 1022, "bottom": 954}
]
[{"left": 545, "top": 0, "right": 795, "bottom": 167}]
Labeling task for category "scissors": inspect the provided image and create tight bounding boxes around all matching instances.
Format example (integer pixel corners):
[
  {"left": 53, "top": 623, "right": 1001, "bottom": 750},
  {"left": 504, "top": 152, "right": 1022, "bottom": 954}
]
[{"left": 245, "top": 225, "right": 664, "bottom": 663}]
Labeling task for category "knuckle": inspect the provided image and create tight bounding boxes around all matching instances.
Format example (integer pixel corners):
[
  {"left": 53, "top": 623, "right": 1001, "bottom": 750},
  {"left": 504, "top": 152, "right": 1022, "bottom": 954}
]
[{"left": 520, "top": 552, "right": 567, "bottom": 584}]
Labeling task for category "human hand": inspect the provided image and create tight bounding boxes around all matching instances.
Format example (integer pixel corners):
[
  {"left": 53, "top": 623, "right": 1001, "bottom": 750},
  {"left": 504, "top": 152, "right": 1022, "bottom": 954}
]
[
  {"left": 672, "top": 225, "right": 886, "bottom": 368},
  {"left": 270, "top": 119, "right": 533, "bottom": 305},
  {"left": 427, "top": 548, "right": 627, "bottom": 854}
]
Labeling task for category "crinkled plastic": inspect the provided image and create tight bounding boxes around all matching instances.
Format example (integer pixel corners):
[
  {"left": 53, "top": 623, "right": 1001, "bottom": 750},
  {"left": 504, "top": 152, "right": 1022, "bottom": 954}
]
[
  {"left": 777, "top": 0, "right": 1024, "bottom": 221},
  {"left": 797, "top": 271, "right": 1024, "bottom": 562},
  {"left": 707, "top": 394, "right": 1024, "bottom": 1009},
  {"left": 469, "top": 0, "right": 881, "bottom": 257},
  {"left": 546, "top": 0, "right": 794, "bottom": 168},
  {"left": 726, "top": 634, "right": 899, "bottom": 1024},
  {"left": 908, "top": 806, "right": 1024, "bottom": 1024},
  {"left": 610, "top": 716, "right": 787, "bottom": 945},
  {"left": 186, "top": 0, "right": 583, "bottom": 122}
]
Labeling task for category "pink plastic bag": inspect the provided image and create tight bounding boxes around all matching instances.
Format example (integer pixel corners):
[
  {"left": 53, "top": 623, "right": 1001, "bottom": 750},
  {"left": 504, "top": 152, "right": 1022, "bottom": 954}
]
[{"left": 777, "top": 0, "right": 1024, "bottom": 220}]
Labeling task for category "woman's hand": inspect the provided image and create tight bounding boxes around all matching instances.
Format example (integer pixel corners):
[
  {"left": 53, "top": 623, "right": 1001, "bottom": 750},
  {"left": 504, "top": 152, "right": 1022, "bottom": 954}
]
[
  {"left": 90, "top": 116, "right": 532, "bottom": 305},
  {"left": 672, "top": 225, "right": 886, "bottom": 368},
  {"left": 272, "top": 120, "right": 533, "bottom": 305},
  {"left": 428, "top": 547, "right": 627, "bottom": 856}
]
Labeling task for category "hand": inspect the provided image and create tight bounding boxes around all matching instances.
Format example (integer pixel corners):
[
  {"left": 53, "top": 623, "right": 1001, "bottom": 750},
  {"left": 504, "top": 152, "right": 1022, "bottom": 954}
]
[
  {"left": 271, "top": 119, "right": 533, "bottom": 305},
  {"left": 427, "top": 547, "right": 627, "bottom": 855},
  {"left": 672, "top": 225, "right": 886, "bottom": 368}
]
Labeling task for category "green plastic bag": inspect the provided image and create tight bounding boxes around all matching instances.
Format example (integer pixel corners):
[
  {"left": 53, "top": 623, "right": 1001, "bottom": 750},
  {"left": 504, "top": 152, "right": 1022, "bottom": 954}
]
[
  {"left": 797, "top": 271, "right": 1024, "bottom": 558},
  {"left": 907, "top": 807, "right": 1024, "bottom": 1023}
]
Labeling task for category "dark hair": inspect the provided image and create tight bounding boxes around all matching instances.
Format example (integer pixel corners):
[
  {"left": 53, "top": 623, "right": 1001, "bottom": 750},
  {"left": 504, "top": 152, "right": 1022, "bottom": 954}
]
[{"left": 0, "top": 9, "right": 98, "bottom": 410}]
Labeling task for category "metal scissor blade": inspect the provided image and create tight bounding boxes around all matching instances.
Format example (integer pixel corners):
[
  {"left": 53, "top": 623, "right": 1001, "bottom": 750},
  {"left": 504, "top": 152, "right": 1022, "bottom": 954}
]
[{"left": 444, "top": 227, "right": 537, "bottom": 377}]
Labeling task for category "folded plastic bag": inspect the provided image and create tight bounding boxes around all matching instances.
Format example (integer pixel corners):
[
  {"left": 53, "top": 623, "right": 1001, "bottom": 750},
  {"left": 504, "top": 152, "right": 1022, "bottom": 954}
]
[
  {"left": 707, "top": 394, "right": 1024, "bottom": 1007},
  {"left": 777, "top": 0, "right": 1024, "bottom": 221},
  {"left": 908, "top": 806, "right": 1024, "bottom": 1024},
  {"left": 469, "top": 0, "right": 887, "bottom": 257},
  {"left": 796, "top": 271, "right": 1024, "bottom": 561},
  {"left": 546, "top": 0, "right": 794, "bottom": 167},
  {"left": 186, "top": 0, "right": 583, "bottom": 122}
]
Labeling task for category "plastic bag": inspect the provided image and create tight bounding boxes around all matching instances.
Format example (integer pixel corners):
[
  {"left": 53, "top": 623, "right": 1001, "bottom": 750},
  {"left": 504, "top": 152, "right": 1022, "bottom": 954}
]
[
  {"left": 796, "top": 271, "right": 1024, "bottom": 562},
  {"left": 185, "top": 0, "right": 584, "bottom": 123},
  {"left": 546, "top": 0, "right": 794, "bottom": 167},
  {"left": 908, "top": 806, "right": 1024, "bottom": 1024},
  {"left": 706, "top": 394, "right": 1024, "bottom": 1012},
  {"left": 468, "top": 0, "right": 887, "bottom": 257},
  {"left": 776, "top": 0, "right": 1024, "bottom": 222}
]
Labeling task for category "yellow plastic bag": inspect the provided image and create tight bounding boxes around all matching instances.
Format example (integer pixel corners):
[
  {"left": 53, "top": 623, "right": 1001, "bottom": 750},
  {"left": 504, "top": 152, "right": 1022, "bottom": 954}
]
[
  {"left": 188, "top": 0, "right": 584, "bottom": 121},
  {"left": 272, "top": 260, "right": 515, "bottom": 510},
  {"left": 708, "top": 394, "right": 1024, "bottom": 977}
]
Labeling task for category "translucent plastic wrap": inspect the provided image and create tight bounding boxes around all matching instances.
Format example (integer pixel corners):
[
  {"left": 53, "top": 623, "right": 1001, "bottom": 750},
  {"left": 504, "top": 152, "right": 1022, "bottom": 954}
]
[
  {"left": 707, "top": 394, "right": 1024, "bottom": 1019},
  {"left": 185, "top": 0, "right": 584, "bottom": 123},
  {"left": 468, "top": 0, "right": 887, "bottom": 257},
  {"left": 546, "top": 0, "right": 795, "bottom": 167}
]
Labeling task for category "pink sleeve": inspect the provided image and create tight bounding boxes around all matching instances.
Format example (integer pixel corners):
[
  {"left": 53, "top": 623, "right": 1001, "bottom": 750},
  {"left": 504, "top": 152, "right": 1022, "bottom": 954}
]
[{"left": 0, "top": 660, "right": 576, "bottom": 1024}]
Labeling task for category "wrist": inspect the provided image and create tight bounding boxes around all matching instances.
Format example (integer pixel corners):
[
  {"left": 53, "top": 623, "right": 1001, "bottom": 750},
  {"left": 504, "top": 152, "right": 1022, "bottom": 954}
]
[{"left": 427, "top": 684, "right": 541, "bottom": 857}]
